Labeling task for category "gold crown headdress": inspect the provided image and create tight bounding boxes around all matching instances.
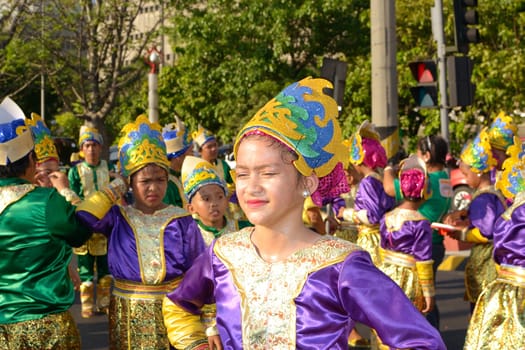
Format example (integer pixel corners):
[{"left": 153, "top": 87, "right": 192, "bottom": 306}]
[
  {"left": 460, "top": 128, "right": 497, "bottom": 173},
  {"left": 181, "top": 156, "right": 227, "bottom": 202},
  {"left": 495, "top": 136, "right": 525, "bottom": 200},
  {"left": 487, "top": 111, "right": 518, "bottom": 151},
  {"left": 79, "top": 125, "right": 103, "bottom": 146},
  {"left": 25, "top": 113, "right": 59, "bottom": 163},
  {"left": 192, "top": 124, "right": 215, "bottom": 148},
  {"left": 117, "top": 115, "right": 170, "bottom": 177}
]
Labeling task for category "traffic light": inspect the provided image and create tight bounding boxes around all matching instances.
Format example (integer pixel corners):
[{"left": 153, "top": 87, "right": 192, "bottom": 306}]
[
  {"left": 320, "top": 57, "right": 348, "bottom": 113},
  {"left": 409, "top": 60, "right": 438, "bottom": 108},
  {"left": 453, "top": 0, "right": 480, "bottom": 54},
  {"left": 447, "top": 56, "right": 475, "bottom": 107}
]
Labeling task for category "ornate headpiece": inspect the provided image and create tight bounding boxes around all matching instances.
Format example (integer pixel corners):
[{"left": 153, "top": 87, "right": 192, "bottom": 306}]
[
  {"left": 398, "top": 154, "right": 430, "bottom": 200},
  {"left": 460, "top": 128, "right": 497, "bottom": 173},
  {"left": 79, "top": 125, "right": 103, "bottom": 147},
  {"left": 487, "top": 111, "right": 517, "bottom": 151},
  {"left": 495, "top": 137, "right": 525, "bottom": 200},
  {"left": 181, "top": 155, "right": 227, "bottom": 202},
  {"left": 192, "top": 124, "right": 215, "bottom": 149},
  {"left": 25, "top": 113, "right": 59, "bottom": 164},
  {"left": 345, "top": 120, "right": 387, "bottom": 169},
  {"left": 162, "top": 115, "right": 193, "bottom": 159},
  {"left": 0, "top": 97, "right": 33, "bottom": 165},
  {"left": 117, "top": 114, "right": 170, "bottom": 177},
  {"left": 233, "top": 77, "right": 349, "bottom": 206}
]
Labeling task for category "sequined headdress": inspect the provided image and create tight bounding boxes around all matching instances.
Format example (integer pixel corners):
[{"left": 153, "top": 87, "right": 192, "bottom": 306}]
[
  {"left": 487, "top": 111, "right": 517, "bottom": 151},
  {"left": 0, "top": 97, "right": 33, "bottom": 165},
  {"left": 233, "top": 77, "right": 349, "bottom": 206},
  {"left": 181, "top": 155, "right": 227, "bottom": 202},
  {"left": 117, "top": 114, "right": 170, "bottom": 177},
  {"left": 345, "top": 120, "right": 387, "bottom": 169},
  {"left": 495, "top": 137, "right": 525, "bottom": 200},
  {"left": 25, "top": 113, "right": 59, "bottom": 164},
  {"left": 162, "top": 115, "right": 193, "bottom": 159},
  {"left": 460, "top": 128, "right": 496, "bottom": 173},
  {"left": 192, "top": 124, "right": 215, "bottom": 149},
  {"left": 79, "top": 125, "right": 103, "bottom": 147}
]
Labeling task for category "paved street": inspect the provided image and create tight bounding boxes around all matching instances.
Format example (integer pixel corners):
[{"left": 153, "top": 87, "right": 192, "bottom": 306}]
[{"left": 72, "top": 254, "right": 471, "bottom": 349}]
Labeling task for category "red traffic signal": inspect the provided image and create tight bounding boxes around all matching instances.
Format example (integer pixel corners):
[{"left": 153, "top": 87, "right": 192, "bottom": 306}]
[{"left": 409, "top": 60, "right": 438, "bottom": 108}]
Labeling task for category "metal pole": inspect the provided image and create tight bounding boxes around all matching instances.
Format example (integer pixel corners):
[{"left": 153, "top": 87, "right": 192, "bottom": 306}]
[
  {"left": 371, "top": 0, "right": 399, "bottom": 158},
  {"left": 432, "top": 0, "right": 450, "bottom": 142},
  {"left": 148, "top": 72, "right": 159, "bottom": 123}
]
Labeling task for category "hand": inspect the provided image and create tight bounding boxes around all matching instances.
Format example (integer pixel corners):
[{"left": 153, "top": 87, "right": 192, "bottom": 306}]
[
  {"left": 422, "top": 296, "right": 435, "bottom": 314},
  {"left": 68, "top": 262, "right": 81, "bottom": 291},
  {"left": 443, "top": 210, "right": 469, "bottom": 227},
  {"left": 49, "top": 171, "right": 70, "bottom": 192},
  {"left": 208, "top": 335, "right": 222, "bottom": 350},
  {"left": 34, "top": 169, "right": 53, "bottom": 188},
  {"left": 324, "top": 216, "right": 340, "bottom": 235}
]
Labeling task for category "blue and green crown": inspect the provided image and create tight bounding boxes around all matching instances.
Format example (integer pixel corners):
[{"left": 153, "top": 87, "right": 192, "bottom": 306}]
[
  {"left": 117, "top": 115, "right": 170, "bottom": 177},
  {"left": 162, "top": 115, "right": 193, "bottom": 159},
  {"left": 487, "top": 111, "right": 517, "bottom": 151},
  {"left": 181, "top": 156, "right": 227, "bottom": 202},
  {"left": 460, "top": 128, "right": 496, "bottom": 173},
  {"left": 25, "top": 113, "right": 59, "bottom": 163}
]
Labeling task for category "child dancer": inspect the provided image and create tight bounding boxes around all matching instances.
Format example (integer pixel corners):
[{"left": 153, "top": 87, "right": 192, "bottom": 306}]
[
  {"left": 76, "top": 115, "right": 206, "bottom": 349},
  {"left": 338, "top": 121, "right": 395, "bottom": 265},
  {"left": 162, "top": 77, "right": 445, "bottom": 350},
  {"left": 182, "top": 155, "right": 251, "bottom": 246},
  {"left": 444, "top": 128, "right": 507, "bottom": 311},
  {"left": 464, "top": 138, "right": 525, "bottom": 349}
]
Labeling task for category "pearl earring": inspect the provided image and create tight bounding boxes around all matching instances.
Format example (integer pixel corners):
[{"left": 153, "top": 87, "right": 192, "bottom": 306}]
[{"left": 302, "top": 190, "right": 310, "bottom": 198}]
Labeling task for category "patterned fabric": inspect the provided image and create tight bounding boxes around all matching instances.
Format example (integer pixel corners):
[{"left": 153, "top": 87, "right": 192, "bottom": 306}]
[
  {"left": 464, "top": 265, "right": 525, "bottom": 350},
  {"left": 117, "top": 114, "right": 170, "bottom": 177},
  {"left": 0, "top": 97, "right": 33, "bottom": 165},
  {"left": 25, "top": 113, "right": 59, "bottom": 163},
  {"left": 460, "top": 128, "right": 496, "bottom": 173},
  {"left": 182, "top": 156, "right": 227, "bottom": 202},
  {"left": 487, "top": 111, "right": 518, "bottom": 151},
  {"left": 464, "top": 243, "right": 497, "bottom": 304},
  {"left": 356, "top": 225, "right": 382, "bottom": 266},
  {"left": 496, "top": 137, "right": 525, "bottom": 200},
  {"left": 0, "top": 311, "right": 80, "bottom": 350},
  {"left": 78, "top": 125, "right": 103, "bottom": 146}
]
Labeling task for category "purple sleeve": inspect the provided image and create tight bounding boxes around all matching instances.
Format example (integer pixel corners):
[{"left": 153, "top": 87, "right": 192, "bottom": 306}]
[
  {"left": 412, "top": 220, "right": 433, "bottom": 261},
  {"left": 354, "top": 176, "right": 395, "bottom": 224},
  {"left": 468, "top": 193, "right": 506, "bottom": 240},
  {"left": 493, "top": 204, "right": 525, "bottom": 267},
  {"left": 339, "top": 251, "right": 445, "bottom": 349}
]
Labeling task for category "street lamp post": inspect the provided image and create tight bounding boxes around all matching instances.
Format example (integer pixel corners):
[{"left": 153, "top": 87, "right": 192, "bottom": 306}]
[{"left": 145, "top": 47, "right": 161, "bottom": 123}]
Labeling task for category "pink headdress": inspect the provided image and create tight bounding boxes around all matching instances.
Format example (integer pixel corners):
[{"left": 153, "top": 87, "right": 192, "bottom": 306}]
[
  {"left": 346, "top": 121, "right": 387, "bottom": 170},
  {"left": 399, "top": 155, "right": 429, "bottom": 200}
]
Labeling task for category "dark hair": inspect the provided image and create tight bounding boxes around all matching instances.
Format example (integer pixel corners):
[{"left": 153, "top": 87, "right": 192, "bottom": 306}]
[
  {"left": 0, "top": 152, "right": 34, "bottom": 178},
  {"left": 417, "top": 135, "right": 447, "bottom": 166}
]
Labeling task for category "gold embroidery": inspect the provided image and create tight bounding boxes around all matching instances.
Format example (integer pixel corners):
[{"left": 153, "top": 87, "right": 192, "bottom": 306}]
[
  {"left": 214, "top": 228, "right": 361, "bottom": 349},
  {"left": 121, "top": 205, "right": 188, "bottom": 284},
  {"left": 384, "top": 208, "right": 426, "bottom": 232},
  {"left": 0, "top": 184, "right": 35, "bottom": 214}
]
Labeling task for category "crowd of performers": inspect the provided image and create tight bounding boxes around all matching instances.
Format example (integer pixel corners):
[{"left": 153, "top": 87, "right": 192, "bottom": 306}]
[{"left": 0, "top": 77, "right": 523, "bottom": 350}]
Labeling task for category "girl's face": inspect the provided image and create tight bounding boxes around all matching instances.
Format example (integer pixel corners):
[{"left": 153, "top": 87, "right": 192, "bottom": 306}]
[
  {"left": 459, "top": 161, "right": 481, "bottom": 189},
  {"left": 187, "top": 184, "right": 228, "bottom": 228},
  {"left": 131, "top": 164, "right": 168, "bottom": 214},
  {"left": 34, "top": 159, "right": 59, "bottom": 188},
  {"left": 234, "top": 137, "right": 306, "bottom": 228}
]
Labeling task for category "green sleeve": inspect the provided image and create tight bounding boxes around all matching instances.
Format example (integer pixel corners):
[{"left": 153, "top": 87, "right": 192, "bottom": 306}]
[
  {"left": 393, "top": 178, "right": 403, "bottom": 202},
  {"left": 222, "top": 159, "right": 233, "bottom": 184},
  {"left": 68, "top": 165, "right": 83, "bottom": 198},
  {"left": 47, "top": 190, "right": 91, "bottom": 247},
  {"left": 163, "top": 181, "right": 184, "bottom": 208}
]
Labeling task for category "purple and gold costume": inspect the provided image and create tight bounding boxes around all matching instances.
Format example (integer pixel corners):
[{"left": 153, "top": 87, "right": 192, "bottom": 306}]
[
  {"left": 379, "top": 208, "right": 434, "bottom": 310},
  {"left": 77, "top": 202, "right": 205, "bottom": 349},
  {"left": 350, "top": 173, "right": 395, "bottom": 264},
  {"left": 163, "top": 228, "right": 445, "bottom": 349},
  {"left": 462, "top": 188, "right": 506, "bottom": 304}
]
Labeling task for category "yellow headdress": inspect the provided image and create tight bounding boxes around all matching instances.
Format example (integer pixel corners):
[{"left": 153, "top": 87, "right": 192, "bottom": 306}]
[
  {"left": 25, "top": 113, "right": 59, "bottom": 164},
  {"left": 345, "top": 121, "right": 387, "bottom": 169},
  {"left": 487, "top": 111, "right": 517, "bottom": 151},
  {"left": 78, "top": 125, "right": 103, "bottom": 147},
  {"left": 233, "top": 77, "right": 349, "bottom": 206},
  {"left": 0, "top": 97, "right": 33, "bottom": 165},
  {"left": 495, "top": 136, "right": 525, "bottom": 200},
  {"left": 460, "top": 128, "right": 497, "bottom": 173},
  {"left": 192, "top": 124, "right": 215, "bottom": 149},
  {"left": 162, "top": 115, "right": 193, "bottom": 159},
  {"left": 181, "top": 156, "right": 227, "bottom": 202},
  {"left": 117, "top": 114, "right": 170, "bottom": 177}
]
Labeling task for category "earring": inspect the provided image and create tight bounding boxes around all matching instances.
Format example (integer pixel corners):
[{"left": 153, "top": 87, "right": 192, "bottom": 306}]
[{"left": 302, "top": 189, "right": 310, "bottom": 198}]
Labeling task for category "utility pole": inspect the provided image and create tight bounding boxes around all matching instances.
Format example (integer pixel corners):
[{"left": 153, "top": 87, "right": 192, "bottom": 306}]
[
  {"left": 431, "top": 0, "right": 450, "bottom": 142},
  {"left": 145, "top": 48, "right": 161, "bottom": 123},
  {"left": 370, "top": 0, "right": 399, "bottom": 159}
]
